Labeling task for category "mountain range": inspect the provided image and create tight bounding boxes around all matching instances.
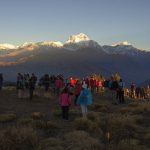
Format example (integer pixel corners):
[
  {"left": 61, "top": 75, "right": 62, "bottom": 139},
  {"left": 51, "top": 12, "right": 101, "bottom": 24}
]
[{"left": 0, "top": 33, "right": 150, "bottom": 86}]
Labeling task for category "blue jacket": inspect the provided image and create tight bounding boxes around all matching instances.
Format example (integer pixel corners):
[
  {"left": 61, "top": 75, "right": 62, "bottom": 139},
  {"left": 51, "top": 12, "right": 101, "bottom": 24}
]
[{"left": 77, "top": 88, "right": 92, "bottom": 105}]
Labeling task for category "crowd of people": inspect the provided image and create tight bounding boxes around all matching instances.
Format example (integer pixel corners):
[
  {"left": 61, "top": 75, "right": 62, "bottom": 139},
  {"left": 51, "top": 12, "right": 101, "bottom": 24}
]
[{"left": 0, "top": 72, "right": 150, "bottom": 121}]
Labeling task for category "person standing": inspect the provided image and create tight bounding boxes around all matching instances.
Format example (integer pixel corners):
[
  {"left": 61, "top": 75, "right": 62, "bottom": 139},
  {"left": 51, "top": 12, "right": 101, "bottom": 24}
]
[
  {"left": 118, "top": 79, "right": 125, "bottom": 104},
  {"left": 16, "top": 73, "right": 24, "bottom": 98},
  {"left": 28, "top": 74, "right": 37, "bottom": 100},
  {"left": 0, "top": 73, "right": 3, "bottom": 91},
  {"left": 77, "top": 83, "right": 93, "bottom": 118},
  {"left": 74, "top": 80, "right": 82, "bottom": 105},
  {"left": 29, "top": 78, "right": 35, "bottom": 100},
  {"left": 59, "top": 87, "right": 71, "bottom": 121}
]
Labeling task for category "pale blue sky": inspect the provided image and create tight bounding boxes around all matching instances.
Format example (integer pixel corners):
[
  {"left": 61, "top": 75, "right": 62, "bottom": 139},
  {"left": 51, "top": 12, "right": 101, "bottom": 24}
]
[{"left": 0, "top": 0, "right": 150, "bottom": 50}]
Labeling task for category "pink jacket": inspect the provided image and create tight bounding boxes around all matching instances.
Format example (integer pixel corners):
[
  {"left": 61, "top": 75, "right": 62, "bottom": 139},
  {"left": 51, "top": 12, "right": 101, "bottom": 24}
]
[{"left": 59, "top": 93, "right": 71, "bottom": 106}]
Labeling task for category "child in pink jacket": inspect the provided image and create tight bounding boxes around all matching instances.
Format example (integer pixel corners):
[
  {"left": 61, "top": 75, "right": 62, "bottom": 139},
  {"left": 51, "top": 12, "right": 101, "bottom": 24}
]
[{"left": 59, "top": 87, "right": 71, "bottom": 120}]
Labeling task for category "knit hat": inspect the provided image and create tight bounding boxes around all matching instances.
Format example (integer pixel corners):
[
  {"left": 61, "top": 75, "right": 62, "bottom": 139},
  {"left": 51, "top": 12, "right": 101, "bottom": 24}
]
[{"left": 82, "top": 83, "right": 87, "bottom": 89}]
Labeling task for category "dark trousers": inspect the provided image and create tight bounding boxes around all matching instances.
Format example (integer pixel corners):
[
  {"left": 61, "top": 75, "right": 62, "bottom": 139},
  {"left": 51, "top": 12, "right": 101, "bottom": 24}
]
[
  {"left": 118, "top": 90, "right": 124, "bottom": 103},
  {"left": 29, "top": 89, "right": 34, "bottom": 100},
  {"left": 74, "top": 95, "right": 79, "bottom": 105},
  {"left": 45, "top": 84, "right": 49, "bottom": 91},
  {"left": 61, "top": 106, "right": 69, "bottom": 120}
]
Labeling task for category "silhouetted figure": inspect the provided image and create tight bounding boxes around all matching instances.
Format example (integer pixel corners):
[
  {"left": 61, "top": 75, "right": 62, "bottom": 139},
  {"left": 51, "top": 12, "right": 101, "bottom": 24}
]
[
  {"left": 29, "top": 73, "right": 37, "bottom": 100},
  {"left": 29, "top": 78, "right": 35, "bottom": 100},
  {"left": 43, "top": 74, "right": 50, "bottom": 91},
  {"left": 24, "top": 74, "right": 30, "bottom": 89},
  {"left": 130, "top": 82, "right": 136, "bottom": 98},
  {"left": 0, "top": 73, "right": 3, "bottom": 91},
  {"left": 16, "top": 73, "right": 24, "bottom": 98},
  {"left": 118, "top": 79, "right": 125, "bottom": 104},
  {"left": 74, "top": 80, "right": 82, "bottom": 105}
]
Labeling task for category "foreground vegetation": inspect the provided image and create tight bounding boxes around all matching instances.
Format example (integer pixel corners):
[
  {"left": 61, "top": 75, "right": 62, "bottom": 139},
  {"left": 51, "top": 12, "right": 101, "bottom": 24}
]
[{"left": 0, "top": 87, "right": 150, "bottom": 150}]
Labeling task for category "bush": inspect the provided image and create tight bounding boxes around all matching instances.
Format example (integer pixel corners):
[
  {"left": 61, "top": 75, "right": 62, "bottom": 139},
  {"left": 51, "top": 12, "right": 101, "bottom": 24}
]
[
  {"left": 17, "top": 118, "right": 34, "bottom": 126},
  {"left": 74, "top": 117, "right": 103, "bottom": 137},
  {"left": 116, "top": 139, "right": 149, "bottom": 150},
  {"left": 37, "top": 138, "right": 63, "bottom": 150},
  {"left": 0, "top": 113, "right": 16, "bottom": 123},
  {"left": 97, "top": 114, "right": 142, "bottom": 144},
  {"left": 64, "top": 131, "right": 103, "bottom": 150},
  {"left": 90, "top": 103, "right": 110, "bottom": 113},
  {"left": 87, "top": 111, "right": 100, "bottom": 122},
  {"left": 31, "top": 112, "right": 45, "bottom": 120},
  {"left": 0, "top": 126, "right": 38, "bottom": 150}
]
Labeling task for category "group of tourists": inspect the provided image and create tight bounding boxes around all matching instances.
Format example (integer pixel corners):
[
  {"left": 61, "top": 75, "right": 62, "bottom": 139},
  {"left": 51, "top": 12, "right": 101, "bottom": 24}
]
[
  {"left": 0, "top": 72, "right": 150, "bottom": 121},
  {"left": 16, "top": 73, "right": 37, "bottom": 99},
  {"left": 129, "top": 83, "right": 150, "bottom": 100}
]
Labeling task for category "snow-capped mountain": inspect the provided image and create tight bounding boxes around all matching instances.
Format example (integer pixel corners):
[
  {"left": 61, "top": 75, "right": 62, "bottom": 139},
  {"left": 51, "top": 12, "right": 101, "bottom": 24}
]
[
  {"left": 37, "top": 41, "right": 63, "bottom": 48},
  {"left": 0, "top": 44, "right": 16, "bottom": 50},
  {"left": 1, "top": 34, "right": 148, "bottom": 54},
  {"left": 65, "top": 33, "right": 90, "bottom": 43},
  {"left": 64, "top": 33, "right": 102, "bottom": 50},
  {"left": 17, "top": 41, "right": 63, "bottom": 51},
  {"left": 103, "top": 41, "right": 147, "bottom": 56},
  {"left": 112, "top": 41, "right": 131, "bottom": 46},
  {"left": 0, "top": 33, "right": 150, "bottom": 85}
]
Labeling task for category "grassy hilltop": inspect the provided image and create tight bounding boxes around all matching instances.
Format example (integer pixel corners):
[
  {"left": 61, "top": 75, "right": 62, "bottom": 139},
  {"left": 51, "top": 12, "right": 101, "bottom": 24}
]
[{"left": 0, "top": 87, "right": 150, "bottom": 150}]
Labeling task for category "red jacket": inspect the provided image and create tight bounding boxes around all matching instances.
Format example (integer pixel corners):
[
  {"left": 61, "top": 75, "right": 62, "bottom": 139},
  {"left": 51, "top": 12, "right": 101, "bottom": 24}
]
[
  {"left": 59, "top": 93, "right": 71, "bottom": 106},
  {"left": 74, "top": 85, "right": 82, "bottom": 96},
  {"left": 55, "top": 79, "right": 64, "bottom": 88}
]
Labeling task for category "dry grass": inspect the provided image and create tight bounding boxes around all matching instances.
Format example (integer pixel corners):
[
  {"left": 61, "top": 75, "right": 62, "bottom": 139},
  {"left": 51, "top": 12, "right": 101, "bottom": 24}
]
[
  {"left": 17, "top": 118, "right": 34, "bottom": 126},
  {"left": 0, "top": 126, "right": 38, "bottom": 150},
  {"left": 119, "top": 104, "right": 150, "bottom": 115},
  {"left": 73, "top": 117, "right": 103, "bottom": 137},
  {"left": 37, "top": 137, "right": 63, "bottom": 150},
  {"left": 0, "top": 88, "right": 150, "bottom": 149},
  {"left": 96, "top": 114, "right": 144, "bottom": 145},
  {"left": 52, "top": 108, "right": 80, "bottom": 118},
  {"left": 0, "top": 113, "right": 16, "bottom": 123},
  {"left": 31, "top": 112, "right": 45, "bottom": 120},
  {"left": 64, "top": 131, "right": 103, "bottom": 150},
  {"left": 87, "top": 111, "right": 101, "bottom": 122},
  {"left": 115, "top": 139, "right": 149, "bottom": 150},
  {"left": 89, "top": 103, "right": 110, "bottom": 113}
]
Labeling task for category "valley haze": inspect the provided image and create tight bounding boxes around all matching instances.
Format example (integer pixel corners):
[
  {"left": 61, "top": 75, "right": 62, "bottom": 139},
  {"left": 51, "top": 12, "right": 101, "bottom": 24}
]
[{"left": 0, "top": 33, "right": 150, "bottom": 85}]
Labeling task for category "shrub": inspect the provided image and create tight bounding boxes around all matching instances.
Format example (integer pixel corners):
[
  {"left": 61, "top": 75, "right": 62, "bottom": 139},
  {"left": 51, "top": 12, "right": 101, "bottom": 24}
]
[
  {"left": 97, "top": 114, "right": 142, "bottom": 144},
  {"left": 31, "top": 112, "right": 45, "bottom": 120},
  {"left": 128, "top": 103, "right": 140, "bottom": 108},
  {"left": 74, "top": 117, "right": 103, "bottom": 137},
  {"left": 37, "top": 138, "right": 63, "bottom": 150},
  {"left": 0, "top": 113, "right": 16, "bottom": 123},
  {"left": 64, "top": 131, "right": 103, "bottom": 150},
  {"left": 17, "top": 118, "right": 34, "bottom": 126},
  {"left": 0, "top": 126, "right": 38, "bottom": 150},
  {"left": 53, "top": 108, "right": 80, "bottom": 118},
  {"left": 116, "top": 139, "right": 149, "bottom": 150},
  {"left": 87, "top": 111, "right": 100, "bottom": 122},
  {"left": 74, "top": 118, "right": 92, "bottom": 131},
  {"left": 90, "top": 103, "right": 110, "bottom": 113}
]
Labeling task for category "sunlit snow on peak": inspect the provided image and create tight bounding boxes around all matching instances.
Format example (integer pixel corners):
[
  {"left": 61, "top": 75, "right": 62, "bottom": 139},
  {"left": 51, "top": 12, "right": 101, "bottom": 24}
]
[
  {"left": 65, "top": 33, "right": 90, "bottom": 44},
  {"left": 0, "top": 44, "right": 16, "bottom": 50},
  {"left": 112, "top": 41, "right": 131, "bottom": 46}
]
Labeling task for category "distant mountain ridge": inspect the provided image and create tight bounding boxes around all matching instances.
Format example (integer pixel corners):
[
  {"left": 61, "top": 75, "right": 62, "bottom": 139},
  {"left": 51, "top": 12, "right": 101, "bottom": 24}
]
[{"left": 0, "top": 33, "right": 150, "bottom": 85}]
